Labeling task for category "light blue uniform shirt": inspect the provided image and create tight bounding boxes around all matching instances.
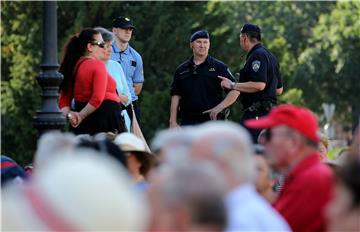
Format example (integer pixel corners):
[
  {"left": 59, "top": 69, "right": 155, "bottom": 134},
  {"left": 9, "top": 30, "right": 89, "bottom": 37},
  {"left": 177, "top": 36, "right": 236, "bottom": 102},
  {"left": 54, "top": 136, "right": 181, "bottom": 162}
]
[
  {"left": 106, "top": 60, "right": 132, "bottom": 131},
  {"left": 111, "top": 43, "right": 144, "bottom": 102}
]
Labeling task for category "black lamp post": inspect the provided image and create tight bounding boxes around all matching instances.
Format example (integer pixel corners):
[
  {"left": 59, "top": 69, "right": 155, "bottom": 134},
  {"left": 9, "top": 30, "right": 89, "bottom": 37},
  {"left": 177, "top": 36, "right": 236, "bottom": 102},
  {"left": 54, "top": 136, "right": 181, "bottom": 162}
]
[{"left": 33, "top": 1, "right": 66, "bottom": 135}]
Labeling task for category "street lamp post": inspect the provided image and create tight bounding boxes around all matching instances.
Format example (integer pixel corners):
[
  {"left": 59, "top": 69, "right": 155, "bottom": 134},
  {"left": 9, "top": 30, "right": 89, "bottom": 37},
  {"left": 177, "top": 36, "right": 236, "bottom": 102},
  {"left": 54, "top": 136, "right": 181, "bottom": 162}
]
[{"left": 33, "top": 1, "right": 66, "bottom": 135}]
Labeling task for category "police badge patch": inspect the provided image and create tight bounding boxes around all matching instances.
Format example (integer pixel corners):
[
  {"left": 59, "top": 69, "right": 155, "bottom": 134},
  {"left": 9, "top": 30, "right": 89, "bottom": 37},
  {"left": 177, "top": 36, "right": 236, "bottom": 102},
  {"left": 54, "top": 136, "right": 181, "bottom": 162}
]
[{"left": 252, "top": 60, "right": 261, "bottom": 72}]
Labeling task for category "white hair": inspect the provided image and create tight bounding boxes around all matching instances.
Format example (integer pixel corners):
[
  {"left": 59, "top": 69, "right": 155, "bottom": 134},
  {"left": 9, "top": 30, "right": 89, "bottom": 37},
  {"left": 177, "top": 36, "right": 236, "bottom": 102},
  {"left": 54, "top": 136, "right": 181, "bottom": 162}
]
[
  {"left": 151, "top": 126, "right": 197, "bottom": 166},
  {"left": 193, "top": 121, "right": 256, "bottom": 183},
  {"left": 34, "top": 131, "right": 77, "bottom": 169},
  {"left": 152, "top": 162, "right": 227, "bottom": 228}
]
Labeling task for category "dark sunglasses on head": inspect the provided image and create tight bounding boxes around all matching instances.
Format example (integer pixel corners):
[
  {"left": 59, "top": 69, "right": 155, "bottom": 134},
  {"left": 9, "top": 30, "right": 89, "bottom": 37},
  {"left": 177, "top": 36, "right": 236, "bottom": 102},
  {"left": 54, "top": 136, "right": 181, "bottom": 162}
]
[{"left": 90, "top": 41, "right": 106, "bottom": 48}]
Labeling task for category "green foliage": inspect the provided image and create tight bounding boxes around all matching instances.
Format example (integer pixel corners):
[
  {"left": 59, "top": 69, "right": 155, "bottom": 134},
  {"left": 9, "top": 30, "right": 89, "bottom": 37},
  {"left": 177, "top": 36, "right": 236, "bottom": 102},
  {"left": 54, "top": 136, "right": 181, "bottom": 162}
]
[
  {"left": 2, "top": 1, "right": 358, "bottom": 164},
  {"left": 294, "top": 1, "right": 360, "bottom": 129},
  {"left": 1, "top": 2, "right": 42, "bottom": 165},
  {"left": 278, "top": 88, "right": 305, "bottom": 106}
]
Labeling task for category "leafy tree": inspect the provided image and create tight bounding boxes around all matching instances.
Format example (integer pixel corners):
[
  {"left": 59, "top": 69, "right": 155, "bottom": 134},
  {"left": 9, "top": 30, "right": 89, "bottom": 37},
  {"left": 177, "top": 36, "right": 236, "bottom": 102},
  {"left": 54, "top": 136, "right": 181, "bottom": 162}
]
[
  {"left": 294, "top": 1, "right": 360, "bottom": 131},
  {"left": 1, "top": 2, "right": 42, "bottom": 165},
  {"left": 278, "top": 88, "right": 305, "bottom": 106}
]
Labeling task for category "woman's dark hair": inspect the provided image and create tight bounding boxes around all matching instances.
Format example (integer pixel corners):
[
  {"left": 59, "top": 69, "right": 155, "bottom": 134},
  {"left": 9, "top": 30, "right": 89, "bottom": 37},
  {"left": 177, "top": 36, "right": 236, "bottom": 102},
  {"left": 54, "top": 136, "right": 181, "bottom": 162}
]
[
  {"left": 59, "top": 28, "right": 100, "bottom": 94},
  {"left": 133, "top": 152, "right": 153, "bottom": 178},
  {"left": 76, "top": 137, "right": 127, "bottom": 169}
]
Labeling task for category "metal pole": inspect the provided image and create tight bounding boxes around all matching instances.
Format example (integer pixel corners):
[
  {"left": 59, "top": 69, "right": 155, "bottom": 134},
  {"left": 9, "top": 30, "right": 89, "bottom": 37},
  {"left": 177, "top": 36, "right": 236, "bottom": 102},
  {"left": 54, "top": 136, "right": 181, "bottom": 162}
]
[{"left": 33, "top": 1, "right": 66, "bottom": 135}]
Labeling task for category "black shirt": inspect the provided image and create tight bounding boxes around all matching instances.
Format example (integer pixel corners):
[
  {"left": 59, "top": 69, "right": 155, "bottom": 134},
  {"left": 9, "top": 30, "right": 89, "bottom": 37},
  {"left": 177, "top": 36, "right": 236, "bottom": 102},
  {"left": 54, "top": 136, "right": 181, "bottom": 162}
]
[
  {"left": 170, "top": 55, "right": 235, "bottom": 118},
  {"left": 239, "top": 44, "right": 282, "bottom": 108}
]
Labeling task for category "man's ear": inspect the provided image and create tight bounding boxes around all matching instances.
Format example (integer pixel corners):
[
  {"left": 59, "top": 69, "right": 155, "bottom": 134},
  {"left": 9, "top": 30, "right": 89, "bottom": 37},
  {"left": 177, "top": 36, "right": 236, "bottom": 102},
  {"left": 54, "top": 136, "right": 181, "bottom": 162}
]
[{"left": 189, "top": 42, "right": 193, "bottom": 49}]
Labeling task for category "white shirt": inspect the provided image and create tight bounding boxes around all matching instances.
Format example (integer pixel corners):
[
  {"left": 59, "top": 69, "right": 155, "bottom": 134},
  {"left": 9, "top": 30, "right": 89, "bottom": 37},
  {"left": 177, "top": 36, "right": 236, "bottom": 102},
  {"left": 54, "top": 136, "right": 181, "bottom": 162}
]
[{"left": 225, "top": 183, "right": 291, "bottom": 232}]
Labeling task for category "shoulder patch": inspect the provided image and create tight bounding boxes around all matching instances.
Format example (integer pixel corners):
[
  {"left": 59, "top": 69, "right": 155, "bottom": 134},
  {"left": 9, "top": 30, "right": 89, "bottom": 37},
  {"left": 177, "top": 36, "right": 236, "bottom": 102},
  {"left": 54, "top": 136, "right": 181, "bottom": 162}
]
[{"left": 252, "top": 60, "right": 261, "bottom": 72}]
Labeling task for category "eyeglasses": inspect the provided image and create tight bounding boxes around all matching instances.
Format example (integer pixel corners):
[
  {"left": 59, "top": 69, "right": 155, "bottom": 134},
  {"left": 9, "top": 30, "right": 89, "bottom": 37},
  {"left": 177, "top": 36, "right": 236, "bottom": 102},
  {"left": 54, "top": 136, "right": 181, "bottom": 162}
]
[{"left": 90, "top": 41, "right": 106, "bottom": 48}]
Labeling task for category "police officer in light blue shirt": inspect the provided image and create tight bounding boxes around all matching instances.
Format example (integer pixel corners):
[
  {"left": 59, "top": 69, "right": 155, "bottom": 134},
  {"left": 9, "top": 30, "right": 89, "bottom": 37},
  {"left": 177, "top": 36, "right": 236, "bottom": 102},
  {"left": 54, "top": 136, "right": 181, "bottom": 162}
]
[{"left": 112, "top": 16, "right": 144, "bottom": 125}]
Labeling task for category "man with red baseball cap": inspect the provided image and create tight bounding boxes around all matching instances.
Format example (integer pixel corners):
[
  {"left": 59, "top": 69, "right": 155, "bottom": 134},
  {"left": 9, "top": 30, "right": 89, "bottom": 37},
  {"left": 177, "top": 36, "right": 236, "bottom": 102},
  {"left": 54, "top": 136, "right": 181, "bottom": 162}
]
[{"left": 245, "top": 104, "right": 334, "bottom": 232}]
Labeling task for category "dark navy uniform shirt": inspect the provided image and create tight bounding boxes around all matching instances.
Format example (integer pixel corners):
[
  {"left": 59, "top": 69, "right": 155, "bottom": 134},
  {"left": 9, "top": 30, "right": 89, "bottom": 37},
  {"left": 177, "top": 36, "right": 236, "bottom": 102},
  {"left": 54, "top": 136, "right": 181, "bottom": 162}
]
[
  {"left": 239, "top": 44, "right": 282, "bottom": 108},
  {"left": 170, "top": 56, "right": 235, "bottom": 118}
]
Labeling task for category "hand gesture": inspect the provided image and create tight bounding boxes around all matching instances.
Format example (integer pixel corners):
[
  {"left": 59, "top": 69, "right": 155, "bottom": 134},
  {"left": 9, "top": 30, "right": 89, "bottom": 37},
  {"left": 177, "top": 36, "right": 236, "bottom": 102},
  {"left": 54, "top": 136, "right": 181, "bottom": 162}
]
[
  {"left": 218, "top": 75, "right": 233, "bottom": 89},
  {"left": 203, "top": 105, "right": 223, "bottom": 120}
]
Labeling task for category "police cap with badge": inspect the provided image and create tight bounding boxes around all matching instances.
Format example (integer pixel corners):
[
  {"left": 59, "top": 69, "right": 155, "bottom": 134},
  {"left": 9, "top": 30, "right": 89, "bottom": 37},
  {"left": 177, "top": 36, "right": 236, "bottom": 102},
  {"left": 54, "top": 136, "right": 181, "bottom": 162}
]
[{"left": 113, "top": 16, "right": 135, "bottom": 29}]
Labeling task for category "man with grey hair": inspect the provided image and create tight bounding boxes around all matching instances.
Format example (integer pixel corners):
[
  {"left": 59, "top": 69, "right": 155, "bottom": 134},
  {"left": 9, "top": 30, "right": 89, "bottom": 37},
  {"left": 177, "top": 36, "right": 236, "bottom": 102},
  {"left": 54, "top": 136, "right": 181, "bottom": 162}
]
[
  {"left": 150, "top": 126, "right": 196, "bottom": 166},
  {"left": 147, "top": 162, "right": 227, "bottom": 232},
  {"left": 191, "top": 121, "right": 290, "bottom": 231}
]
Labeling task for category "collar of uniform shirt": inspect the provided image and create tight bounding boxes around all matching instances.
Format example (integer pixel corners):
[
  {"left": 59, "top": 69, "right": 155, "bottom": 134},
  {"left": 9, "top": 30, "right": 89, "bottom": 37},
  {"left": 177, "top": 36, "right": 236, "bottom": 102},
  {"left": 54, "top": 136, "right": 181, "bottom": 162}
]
[
  {"left": 112, "top": 42, "right": 130, "bottom": 55},
  {"left": 246, "top": 43, "right": 262, "bottom": 60},
  {"left": 189, "top": 55, "right": 212, "bottom": 66}
]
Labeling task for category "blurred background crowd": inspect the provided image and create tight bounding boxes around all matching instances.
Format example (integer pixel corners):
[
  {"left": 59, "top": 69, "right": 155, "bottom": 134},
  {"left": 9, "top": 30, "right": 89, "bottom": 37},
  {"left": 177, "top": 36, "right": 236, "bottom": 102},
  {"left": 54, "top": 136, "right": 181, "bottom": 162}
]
[{"left": 2, "top": 104, "right": 359, "bottom": 231}]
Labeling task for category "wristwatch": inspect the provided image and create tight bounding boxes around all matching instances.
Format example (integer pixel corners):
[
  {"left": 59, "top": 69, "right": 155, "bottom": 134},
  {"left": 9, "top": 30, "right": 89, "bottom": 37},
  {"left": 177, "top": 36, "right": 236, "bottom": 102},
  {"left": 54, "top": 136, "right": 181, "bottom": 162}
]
[{"left": 230, "top": 82, "right": 236, "bottom": 90}]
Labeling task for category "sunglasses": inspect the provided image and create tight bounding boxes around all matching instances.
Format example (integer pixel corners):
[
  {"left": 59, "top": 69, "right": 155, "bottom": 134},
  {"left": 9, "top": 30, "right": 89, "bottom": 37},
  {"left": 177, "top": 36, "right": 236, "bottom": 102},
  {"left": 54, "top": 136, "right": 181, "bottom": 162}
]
[
  {"left": 264, "top": 129, "right": 272, "bottom": 142},
  {"left": 258, "top": 129, "right": 274, "bottom": 144},
  {"left": 90, "top": 41, "right": 106, "bottom": 49}
]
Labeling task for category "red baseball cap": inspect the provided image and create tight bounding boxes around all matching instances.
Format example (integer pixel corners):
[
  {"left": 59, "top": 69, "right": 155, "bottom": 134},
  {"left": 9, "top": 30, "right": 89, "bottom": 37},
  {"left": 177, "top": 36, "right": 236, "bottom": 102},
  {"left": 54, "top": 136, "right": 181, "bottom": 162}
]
[{"left": 245, "top": 104, "right": 320, "bottom": 142}]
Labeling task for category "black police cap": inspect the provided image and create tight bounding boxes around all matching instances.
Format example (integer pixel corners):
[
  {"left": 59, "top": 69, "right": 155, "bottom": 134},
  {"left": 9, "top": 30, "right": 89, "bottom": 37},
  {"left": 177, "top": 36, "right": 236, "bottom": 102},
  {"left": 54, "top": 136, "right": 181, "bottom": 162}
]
[
  {"left": 190, "top": 30, "right": 210, "bottom": 42},
  {"left": 240, "top": 23, "right": 261, "bottom": 34},
  {"left": 113, "top": 16, "right": 135, "bottom": 29}
]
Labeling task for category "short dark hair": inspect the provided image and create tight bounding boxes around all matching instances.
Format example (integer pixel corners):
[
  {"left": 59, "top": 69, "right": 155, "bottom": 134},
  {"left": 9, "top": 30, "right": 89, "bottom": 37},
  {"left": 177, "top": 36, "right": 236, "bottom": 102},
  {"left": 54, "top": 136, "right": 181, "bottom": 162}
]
[{"left": 243, "top": 31, "right": 261, "bottom": 42}]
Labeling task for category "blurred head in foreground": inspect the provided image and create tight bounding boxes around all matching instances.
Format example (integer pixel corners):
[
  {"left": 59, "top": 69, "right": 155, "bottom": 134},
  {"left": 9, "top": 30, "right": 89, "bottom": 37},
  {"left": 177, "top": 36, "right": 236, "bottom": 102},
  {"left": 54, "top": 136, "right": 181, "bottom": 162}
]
[{"left": 2, "top": 149, "right": 149, "bottom": 231}]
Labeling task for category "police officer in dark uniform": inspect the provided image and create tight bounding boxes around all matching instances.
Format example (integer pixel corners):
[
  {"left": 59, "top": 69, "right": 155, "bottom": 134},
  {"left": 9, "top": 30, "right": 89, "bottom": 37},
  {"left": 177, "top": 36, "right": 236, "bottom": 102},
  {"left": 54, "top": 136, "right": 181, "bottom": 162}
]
[
  {"left": 170, "top": 30, "right": 240, "bottom": 128},
  {"left": 219, "top": 23, "right": 283, "bottom": 142}
]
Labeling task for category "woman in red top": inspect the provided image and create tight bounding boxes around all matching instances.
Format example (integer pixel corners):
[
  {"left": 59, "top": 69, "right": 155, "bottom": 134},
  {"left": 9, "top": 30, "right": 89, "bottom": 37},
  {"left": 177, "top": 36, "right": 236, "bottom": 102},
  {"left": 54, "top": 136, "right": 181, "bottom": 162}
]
[{"left": 59, "top": 28, "right": 126, "bottom": 135}]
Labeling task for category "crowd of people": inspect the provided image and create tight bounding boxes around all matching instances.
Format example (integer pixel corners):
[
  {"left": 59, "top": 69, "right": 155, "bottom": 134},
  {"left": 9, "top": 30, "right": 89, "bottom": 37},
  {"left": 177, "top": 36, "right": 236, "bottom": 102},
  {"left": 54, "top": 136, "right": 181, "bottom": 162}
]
[
  {"left": 2, "top": 104, "right": 360, "bottom": 231},
  {"left": 2, "top": 16, "right": 360, "bottom": 232}
]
